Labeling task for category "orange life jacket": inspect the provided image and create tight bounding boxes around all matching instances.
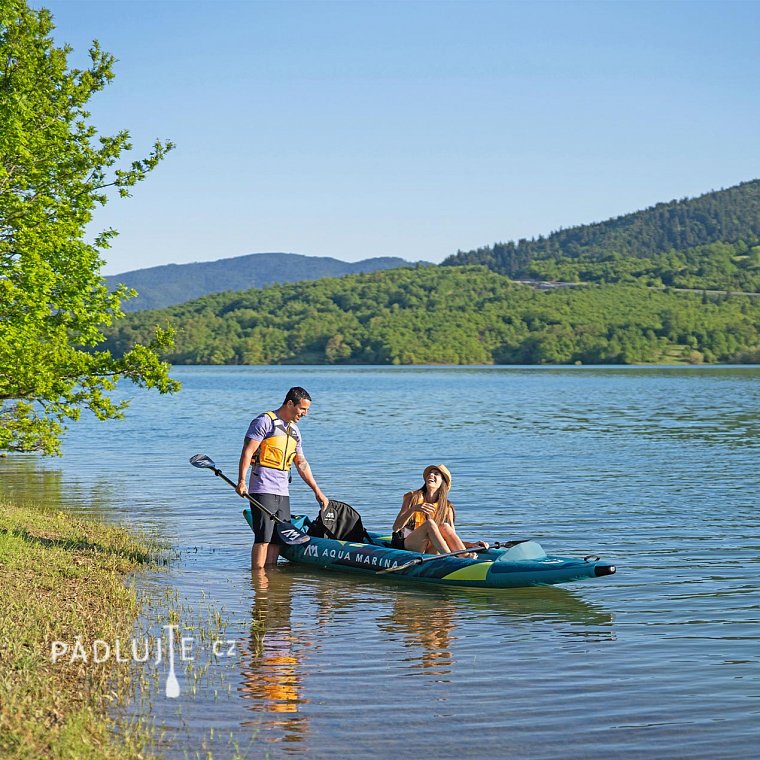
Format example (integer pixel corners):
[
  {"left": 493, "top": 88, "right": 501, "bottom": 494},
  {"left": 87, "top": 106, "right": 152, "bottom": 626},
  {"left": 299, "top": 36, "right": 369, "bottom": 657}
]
[{"left": 252, "top": 411, "right": 299, "bottom": 472}]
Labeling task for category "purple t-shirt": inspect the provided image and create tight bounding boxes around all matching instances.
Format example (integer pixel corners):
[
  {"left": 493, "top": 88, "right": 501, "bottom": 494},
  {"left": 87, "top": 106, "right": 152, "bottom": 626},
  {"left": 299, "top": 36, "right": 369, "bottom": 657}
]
[{"left": 245, "top": 413, "right": 303, "bottom": 496}]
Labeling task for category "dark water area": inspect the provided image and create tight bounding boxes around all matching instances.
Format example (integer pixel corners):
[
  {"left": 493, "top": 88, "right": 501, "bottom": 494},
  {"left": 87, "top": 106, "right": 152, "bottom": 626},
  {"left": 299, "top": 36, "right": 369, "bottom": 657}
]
[{"left": 1, "top": 366, "right": 759, "bottom": 758}]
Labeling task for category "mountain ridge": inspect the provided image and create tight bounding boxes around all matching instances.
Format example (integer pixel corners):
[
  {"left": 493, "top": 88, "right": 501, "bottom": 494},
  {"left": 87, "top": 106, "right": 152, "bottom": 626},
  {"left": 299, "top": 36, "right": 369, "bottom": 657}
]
[
  {"left": 107, "top": 252, "right": 424, "bottom": 311},
  {"left": 442, "top": 179, "right": 760, "bottom": 277}
]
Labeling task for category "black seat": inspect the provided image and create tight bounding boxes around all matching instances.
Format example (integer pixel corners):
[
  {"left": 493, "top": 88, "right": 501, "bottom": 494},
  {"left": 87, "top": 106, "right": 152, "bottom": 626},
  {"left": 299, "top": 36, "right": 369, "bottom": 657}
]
[{"left": 307, "top": 500, "right": 370, "bottom": 543}]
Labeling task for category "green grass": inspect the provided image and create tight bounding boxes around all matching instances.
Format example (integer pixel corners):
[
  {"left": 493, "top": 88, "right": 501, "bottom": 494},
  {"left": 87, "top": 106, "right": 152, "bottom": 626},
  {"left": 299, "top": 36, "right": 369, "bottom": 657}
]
[{"left": 0, "top": 502, "right": 165, "bottom": 759}]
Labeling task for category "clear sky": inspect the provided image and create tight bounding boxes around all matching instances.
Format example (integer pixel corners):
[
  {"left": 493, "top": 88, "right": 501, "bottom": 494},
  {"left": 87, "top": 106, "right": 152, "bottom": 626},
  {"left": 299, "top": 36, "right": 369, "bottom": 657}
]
[{"left": 37, "top": 0, "right": 760, "bottom": 275}]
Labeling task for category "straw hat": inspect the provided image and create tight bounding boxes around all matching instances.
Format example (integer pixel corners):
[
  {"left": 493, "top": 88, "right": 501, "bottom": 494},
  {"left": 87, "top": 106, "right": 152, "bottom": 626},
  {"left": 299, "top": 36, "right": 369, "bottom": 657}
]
[{"left": 423, "top": 464, "right": 452, "bottom": 487}]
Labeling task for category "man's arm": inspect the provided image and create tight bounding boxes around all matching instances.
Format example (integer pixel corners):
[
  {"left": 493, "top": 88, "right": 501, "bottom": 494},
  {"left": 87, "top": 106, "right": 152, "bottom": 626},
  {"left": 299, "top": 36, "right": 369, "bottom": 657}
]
[
  {"left": 237, "top": 437, "right": 260, "bottom": 496},
  {"left": 294, "top": 452, "right": 329, "bottom": 508}
]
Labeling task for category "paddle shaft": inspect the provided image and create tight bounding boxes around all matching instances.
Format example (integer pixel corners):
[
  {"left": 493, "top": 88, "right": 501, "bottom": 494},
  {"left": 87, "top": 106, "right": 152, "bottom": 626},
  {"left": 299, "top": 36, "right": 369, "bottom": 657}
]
[
  {"left": 210, "top": 465, "right": 285, "bottom": 524},
  {"left": 377, "top": 539, "right": 526, "bottom": 575},
  {"left": 378, "top": 544, "right": 488, "bottom": 574}
]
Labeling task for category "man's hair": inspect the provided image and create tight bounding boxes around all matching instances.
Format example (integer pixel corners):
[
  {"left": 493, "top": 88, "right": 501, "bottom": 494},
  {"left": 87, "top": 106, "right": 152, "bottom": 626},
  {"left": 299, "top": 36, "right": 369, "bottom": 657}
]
[{"left": 284, "top": 386, "right": 311, "bottom": 406}]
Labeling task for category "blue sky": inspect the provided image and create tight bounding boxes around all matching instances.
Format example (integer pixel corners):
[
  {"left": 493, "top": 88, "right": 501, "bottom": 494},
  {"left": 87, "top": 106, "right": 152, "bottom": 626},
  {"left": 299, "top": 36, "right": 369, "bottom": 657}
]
[{"left": 38, "top": 0, "right": 760, "bottom": 275}]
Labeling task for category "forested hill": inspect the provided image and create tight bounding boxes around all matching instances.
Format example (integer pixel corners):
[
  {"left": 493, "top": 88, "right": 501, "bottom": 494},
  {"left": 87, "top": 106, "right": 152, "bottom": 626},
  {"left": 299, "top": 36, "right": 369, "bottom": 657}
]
[
  {"left": 106, "top": 252, "right": 421, "bottom": 311},
  {"left": 102, "top": 265, "right": 760, "bottom": 366},
  {"left": 442, "top": 180, "right": 760, "bottom": 278}
]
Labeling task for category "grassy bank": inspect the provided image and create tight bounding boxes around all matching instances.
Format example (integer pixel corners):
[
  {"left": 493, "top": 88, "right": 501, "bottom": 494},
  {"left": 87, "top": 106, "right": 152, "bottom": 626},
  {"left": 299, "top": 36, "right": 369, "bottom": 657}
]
[{"left": 0, "top": 502, "right": 163, "bottom": 759}]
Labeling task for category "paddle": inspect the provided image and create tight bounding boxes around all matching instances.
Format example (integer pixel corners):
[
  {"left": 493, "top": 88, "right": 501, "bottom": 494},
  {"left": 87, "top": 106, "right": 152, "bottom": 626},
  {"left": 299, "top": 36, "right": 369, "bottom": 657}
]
[
  {"left": 189, "top": 453, "right": 310, "bottom": 545},
  {"left": 377, "top": 539, "right": 528, "bottom": 575},
  {"left": 164, "top": 624, "right": 180, "bottom": 699}
]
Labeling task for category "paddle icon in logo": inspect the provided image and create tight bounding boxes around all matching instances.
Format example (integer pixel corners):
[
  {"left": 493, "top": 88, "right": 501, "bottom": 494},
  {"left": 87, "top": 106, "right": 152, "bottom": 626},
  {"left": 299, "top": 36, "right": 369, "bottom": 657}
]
[{"left": 164, "top": 624, "right": 180, "bottom": 699}]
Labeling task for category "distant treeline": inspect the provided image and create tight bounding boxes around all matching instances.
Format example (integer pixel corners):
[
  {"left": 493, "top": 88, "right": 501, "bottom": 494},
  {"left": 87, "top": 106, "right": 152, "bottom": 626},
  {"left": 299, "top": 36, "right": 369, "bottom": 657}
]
[
  {"left": 443, "top": 180, "right": 760, "bottom": 279},
  {"left": 528, "top": 239, "right": 760, "bottom": 293},
  {"left": 103, "top": 266, "right": 760, "bottom": 366}
]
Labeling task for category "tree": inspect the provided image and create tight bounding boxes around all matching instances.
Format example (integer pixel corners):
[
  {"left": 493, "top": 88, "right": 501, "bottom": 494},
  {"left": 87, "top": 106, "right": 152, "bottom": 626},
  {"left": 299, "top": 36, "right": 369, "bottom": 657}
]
[{"left": 0, "top": 1, "right": 178, "bottom": 455}]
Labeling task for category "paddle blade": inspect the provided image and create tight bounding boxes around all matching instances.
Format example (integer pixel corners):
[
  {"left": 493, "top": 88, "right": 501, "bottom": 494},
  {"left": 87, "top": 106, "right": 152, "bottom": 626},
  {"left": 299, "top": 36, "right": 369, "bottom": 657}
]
[
  {"left": 276, "top": 522, "right": 310, "bottom": 545},
  {"left": 190, "top": 453, "right": 217, "bottom": 470},
  {"left": 165, "top": 672, "right": 180, "bottom": 699},
  {"left": 494, "top": 540, "right": 546, "bottom": 562}
]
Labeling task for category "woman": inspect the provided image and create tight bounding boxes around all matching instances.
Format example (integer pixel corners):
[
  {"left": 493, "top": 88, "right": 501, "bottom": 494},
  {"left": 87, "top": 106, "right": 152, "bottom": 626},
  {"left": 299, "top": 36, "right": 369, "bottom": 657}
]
[{"left": 391, "top": 464, "right": 488, "bottom": 557}]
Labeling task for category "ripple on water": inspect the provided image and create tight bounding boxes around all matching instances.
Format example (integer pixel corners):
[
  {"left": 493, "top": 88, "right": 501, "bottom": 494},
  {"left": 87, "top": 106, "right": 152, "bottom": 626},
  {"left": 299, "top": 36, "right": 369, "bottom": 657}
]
[{"left": 1, "top": 366, "right": 759, "bottom": 757}]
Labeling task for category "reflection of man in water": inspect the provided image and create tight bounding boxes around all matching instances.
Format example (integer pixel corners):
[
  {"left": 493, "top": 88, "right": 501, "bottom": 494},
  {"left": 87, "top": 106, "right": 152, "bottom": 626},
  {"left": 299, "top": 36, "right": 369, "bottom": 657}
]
[{"left": 241, "top": 570, "right": 308, "bottom": 743}]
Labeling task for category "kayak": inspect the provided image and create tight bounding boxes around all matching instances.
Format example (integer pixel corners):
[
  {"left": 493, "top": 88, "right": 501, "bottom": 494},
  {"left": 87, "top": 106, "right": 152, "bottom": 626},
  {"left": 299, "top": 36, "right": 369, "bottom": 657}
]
[{"left": 243, "top": 510, "right": 616, "bottom": 588}]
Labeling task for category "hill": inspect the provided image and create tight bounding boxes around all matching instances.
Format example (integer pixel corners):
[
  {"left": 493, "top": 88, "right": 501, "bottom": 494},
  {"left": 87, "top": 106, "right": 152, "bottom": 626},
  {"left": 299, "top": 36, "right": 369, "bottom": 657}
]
[
  {"left": 102, "top": 265, "right": 760, "bottom": 366},
  {"left": 105, "top": 252, "right": 422, "bottom": 311},
  {"left": 442, "top": 180, "right": 760, "bottom": 283}
]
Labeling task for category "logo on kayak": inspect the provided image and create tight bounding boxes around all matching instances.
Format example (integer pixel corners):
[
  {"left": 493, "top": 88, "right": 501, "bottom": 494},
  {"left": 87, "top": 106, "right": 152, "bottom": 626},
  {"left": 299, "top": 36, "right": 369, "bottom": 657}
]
[{"left": 302, "top": 542, "right": 398, "bottom": 569}]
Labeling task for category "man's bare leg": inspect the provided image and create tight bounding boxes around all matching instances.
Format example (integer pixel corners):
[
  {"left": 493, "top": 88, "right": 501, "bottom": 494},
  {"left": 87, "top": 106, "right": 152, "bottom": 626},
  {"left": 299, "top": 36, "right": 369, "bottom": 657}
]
[
  {"left": 251, "top": 542, "right": 281, "bottom": 569},
  {"left": 266, "top": 543, "right": 281, "bottom": 565}
]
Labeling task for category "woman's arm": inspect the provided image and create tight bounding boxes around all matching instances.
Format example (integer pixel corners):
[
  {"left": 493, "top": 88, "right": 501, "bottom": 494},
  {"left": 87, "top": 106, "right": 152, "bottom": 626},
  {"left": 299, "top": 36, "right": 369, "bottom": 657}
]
[
  {"left": 463, "top": 539, "right": 490, "bottom": 549},
  {"left": 392, "top": 492, "right": 417, "bottom": 532}
]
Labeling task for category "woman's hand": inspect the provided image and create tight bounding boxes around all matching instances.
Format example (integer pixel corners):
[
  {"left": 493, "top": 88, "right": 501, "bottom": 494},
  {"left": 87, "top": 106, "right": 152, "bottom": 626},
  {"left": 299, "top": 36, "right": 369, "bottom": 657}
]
[{"left": 420, "top": 502, "right": 437, "bottom": 518}]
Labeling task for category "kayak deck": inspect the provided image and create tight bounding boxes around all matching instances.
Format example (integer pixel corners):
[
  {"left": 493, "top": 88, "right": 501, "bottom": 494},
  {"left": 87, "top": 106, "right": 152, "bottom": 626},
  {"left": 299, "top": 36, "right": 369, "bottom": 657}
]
[{"left": 243, "top": 510, "right": 616, "bottom": 589}]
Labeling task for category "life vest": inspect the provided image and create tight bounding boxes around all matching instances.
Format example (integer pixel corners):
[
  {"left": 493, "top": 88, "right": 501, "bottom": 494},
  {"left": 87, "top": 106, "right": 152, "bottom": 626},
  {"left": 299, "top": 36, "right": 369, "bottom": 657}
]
[
  {"left": 252, "top": 411, "right": 299, "bottom": 472},
  {"left": 402, "top": 491, "right": 454, "bottom": 533}
]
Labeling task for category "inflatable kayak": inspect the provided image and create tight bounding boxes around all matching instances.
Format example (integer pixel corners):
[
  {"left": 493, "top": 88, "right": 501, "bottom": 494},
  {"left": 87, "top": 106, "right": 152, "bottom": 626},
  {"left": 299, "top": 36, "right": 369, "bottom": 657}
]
[{"left": 243, "top": 510, "right": 616, "bottom": 589}]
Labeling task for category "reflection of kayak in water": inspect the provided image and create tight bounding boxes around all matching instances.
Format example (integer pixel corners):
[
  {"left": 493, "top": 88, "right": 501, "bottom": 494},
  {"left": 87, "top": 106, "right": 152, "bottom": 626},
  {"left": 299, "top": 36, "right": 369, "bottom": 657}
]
[
  {"left": 243, "top": 510, "right": 616, "bottom": 589},
  {"left": 401, "top": 582, "right": 615, "bottom": 627},
  {"left": 279, "top": 561, "right": 614, "bottom": 630}
]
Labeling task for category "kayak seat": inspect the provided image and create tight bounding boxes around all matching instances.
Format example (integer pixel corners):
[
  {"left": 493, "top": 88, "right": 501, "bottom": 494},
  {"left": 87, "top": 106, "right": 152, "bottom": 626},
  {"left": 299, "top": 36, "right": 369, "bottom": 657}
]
[{"left": 306, "top": 500, "right": 371, "bottom": 543}]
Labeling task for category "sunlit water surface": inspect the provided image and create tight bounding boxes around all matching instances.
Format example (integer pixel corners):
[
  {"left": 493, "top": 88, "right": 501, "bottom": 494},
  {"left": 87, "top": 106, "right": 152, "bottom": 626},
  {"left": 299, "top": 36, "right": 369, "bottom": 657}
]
[{"left": 1, "top": 366, "right": 759, "bottom": 758}]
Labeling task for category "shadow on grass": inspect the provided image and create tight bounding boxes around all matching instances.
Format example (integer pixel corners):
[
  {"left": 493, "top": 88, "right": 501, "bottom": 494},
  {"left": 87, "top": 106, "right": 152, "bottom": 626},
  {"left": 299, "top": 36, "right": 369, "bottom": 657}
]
[{"left": 0, "top": 526, "right": 156, "bottom": 565}]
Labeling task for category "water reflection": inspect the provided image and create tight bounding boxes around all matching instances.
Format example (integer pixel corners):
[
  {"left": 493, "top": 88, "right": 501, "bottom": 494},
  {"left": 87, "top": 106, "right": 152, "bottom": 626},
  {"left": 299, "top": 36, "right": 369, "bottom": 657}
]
[
  {"left": 0, "top": 456, "right": 115, "bottom": 515},
  {"left": 239, "top": 568, "right": 309, "bottom": 744},
  {"left": 4, "top": 366, "right": 758, "bottom": 758},
  {"left": 445, "top": 585, "right": 615, "bottom": 628},
  {"left": 235, "top": 563, "right": 614, "bottom": 749},
  {"left": 378, "top": 592, "right": 458, "bottom": 677}
]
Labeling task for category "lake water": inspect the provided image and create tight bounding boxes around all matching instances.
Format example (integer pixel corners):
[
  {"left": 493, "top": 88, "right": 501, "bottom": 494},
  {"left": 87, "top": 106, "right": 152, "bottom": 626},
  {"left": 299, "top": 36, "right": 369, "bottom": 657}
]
[{"left": 2, "top": 366, "right": 759, "bottom": 758}]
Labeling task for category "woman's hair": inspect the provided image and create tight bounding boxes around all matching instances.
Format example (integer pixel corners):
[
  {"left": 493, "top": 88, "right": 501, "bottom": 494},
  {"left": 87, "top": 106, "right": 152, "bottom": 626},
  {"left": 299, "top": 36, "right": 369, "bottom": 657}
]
[{"left": 417, "top": 479, "right": 453, "bottom": 524}]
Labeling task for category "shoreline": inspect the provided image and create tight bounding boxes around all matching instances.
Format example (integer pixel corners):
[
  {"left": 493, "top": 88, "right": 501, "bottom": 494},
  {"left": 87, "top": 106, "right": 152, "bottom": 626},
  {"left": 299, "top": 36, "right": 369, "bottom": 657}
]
[{"left": 0, "top": 501, "right": 164, "bottom": 759}]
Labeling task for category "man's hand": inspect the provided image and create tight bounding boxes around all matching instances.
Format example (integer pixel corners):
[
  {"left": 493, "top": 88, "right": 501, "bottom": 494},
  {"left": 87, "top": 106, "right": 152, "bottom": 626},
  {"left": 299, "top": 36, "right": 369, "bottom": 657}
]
[
  {"left": 315, "top": 490, "right": 329, "bottom": 510},
  {"left": 236, "top": 480, "right": 248, "bottom": 497}
]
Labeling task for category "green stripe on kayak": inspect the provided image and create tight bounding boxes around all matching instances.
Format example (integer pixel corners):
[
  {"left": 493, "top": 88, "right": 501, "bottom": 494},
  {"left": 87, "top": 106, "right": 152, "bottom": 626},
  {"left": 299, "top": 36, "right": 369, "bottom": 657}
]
[{"left": 441, "top": 561, "right": 493, "bottom": 581}]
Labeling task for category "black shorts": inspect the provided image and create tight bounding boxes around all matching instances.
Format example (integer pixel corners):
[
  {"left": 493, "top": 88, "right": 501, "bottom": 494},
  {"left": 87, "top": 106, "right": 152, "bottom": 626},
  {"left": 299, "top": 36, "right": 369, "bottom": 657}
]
[{"left": 248, "top": 493, "right": 291, "bottom": 544}]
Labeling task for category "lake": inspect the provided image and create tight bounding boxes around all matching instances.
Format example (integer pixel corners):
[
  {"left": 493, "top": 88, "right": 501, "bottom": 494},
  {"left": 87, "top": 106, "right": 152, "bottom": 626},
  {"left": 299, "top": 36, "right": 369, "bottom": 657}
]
[{"left": 1, "top": 366, "right": 759, "bottom": 758}]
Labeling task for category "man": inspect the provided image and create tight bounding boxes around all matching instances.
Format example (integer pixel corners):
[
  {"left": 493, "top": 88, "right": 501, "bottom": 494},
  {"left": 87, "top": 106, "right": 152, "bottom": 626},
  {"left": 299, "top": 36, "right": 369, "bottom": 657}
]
[{"left": 237, "top": 386, "right": 329, "bottom": 568}]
